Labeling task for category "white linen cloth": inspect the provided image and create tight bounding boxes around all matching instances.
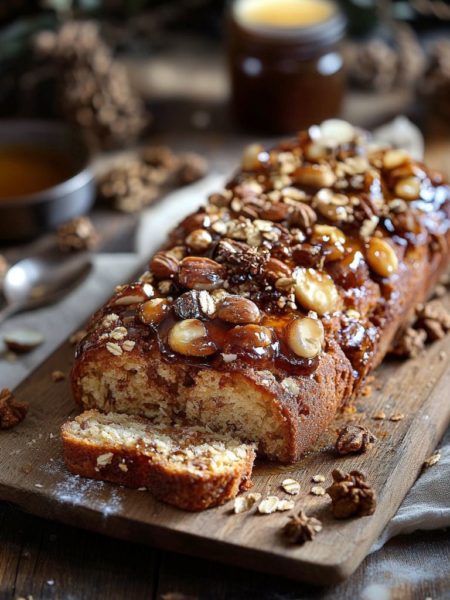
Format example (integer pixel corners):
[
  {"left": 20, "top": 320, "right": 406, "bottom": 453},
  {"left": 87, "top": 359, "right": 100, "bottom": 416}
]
[{"left": 0, "top": 121, "right": 448, "bottom": 556}]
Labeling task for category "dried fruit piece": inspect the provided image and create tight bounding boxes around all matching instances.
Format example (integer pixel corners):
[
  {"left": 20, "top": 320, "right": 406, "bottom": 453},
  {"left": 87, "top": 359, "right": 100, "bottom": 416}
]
[
  {"left": 174, "top": 290, "right": 216, "bottom": 320},
  {"left": 0, "top": 388, "right": 28, "bottom": 429},
  {"left": 285, "top": 317, "right": 324, "bottom": 359},
  {"left": 139, "top": 298, "right": 171, "bottom": 326},
  {"left": 178, "top": 257, "right": 225, "bottom": 291},
  {"left": 281, "top": 478, "right": 300, "bottom": 495},
  {"left": 283, "top": 510, "right": 322, "bottom": 545},
  {"left": 168, "top": 319, "right": 216, "bottom": 357},
  {"left": 294, "top": 268, "right": 339, "bottom": 315},
  {"left": 366, "top": 238, "right": 398, "bottom": 277},
  {"left": 326, "top": 469, "right": 376, "bottom": 519},
  {"left": 3, "top": 329, "right": 44, "bottom": 353},
  {"left": 335, "top": 424, "right": 376, "bottom": 455},
  {"left": 217, "top": 295, "right": 260, "bottom": 325}
]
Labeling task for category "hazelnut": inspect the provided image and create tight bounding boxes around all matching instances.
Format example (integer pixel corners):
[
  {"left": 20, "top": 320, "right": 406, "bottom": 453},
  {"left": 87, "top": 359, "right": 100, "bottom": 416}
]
[
  {"left": 366, "top": 238, "right": 398, "bottom": 278},
  {"left": 185, "top": 228, "right": 212, "bottom": 251},
  {"left": 311, "top": 224, "right": 346, "bottom": 261},
  {"left": 394, "top": 176, "right": 421, "bottom": 201},
  {"left": 139, "top": 298, "right": 171, "bottom": 325},
  {"left": 264, "top": 257, "right": 292, "bottom": 282},
  {"left": 383, "top": 149, "right": 410, "bottom": 170},
  {"left": 226, "top": 324, "right": 272, "bottom": 352},
  {"left": 217, "top": 295, "right": 261, "bottom": 324},
  {"left": 313, "top": 189, "right": 350, "bottom": 222},
  {"left": 285, "top": 317, "right": 324, "bottom": 358},
  {"left": 178, "top": 257, "right": 225, "bottom": 291},
  {"left": 294, "top": 164, "right": 336, "bottom": 188},
  {"left": 150, "top": 252, "right": 179, "bottom": 279},
  {"left": 168, "top": 319, "right": 216, "bottom": 357},
  {"left": 294, "top": 268, "right": 339, "bottom": 315}
]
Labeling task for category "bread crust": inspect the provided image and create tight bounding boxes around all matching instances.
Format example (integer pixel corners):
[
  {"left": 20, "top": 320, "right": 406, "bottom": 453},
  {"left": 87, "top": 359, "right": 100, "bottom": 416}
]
[{"left": 70, "top": 123, "right": 450, "bottom": 463}]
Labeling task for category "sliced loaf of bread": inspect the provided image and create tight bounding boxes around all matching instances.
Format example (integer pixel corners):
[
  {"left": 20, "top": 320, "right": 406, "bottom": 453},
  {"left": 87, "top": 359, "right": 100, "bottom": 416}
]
[{"left": 61, "top": 410, "right": 256, "bottom": 511}]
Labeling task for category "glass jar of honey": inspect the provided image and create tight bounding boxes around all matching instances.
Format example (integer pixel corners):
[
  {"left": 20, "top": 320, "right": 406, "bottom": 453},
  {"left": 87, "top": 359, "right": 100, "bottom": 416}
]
[{"left": 227, "top": 0, "right": 346, "bottom": 134}]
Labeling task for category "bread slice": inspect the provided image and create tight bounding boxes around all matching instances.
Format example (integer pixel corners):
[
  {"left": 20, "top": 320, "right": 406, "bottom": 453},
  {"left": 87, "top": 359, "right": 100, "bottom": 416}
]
[{"left": 61, "top": 410, "right": 255, "bottom": 511}]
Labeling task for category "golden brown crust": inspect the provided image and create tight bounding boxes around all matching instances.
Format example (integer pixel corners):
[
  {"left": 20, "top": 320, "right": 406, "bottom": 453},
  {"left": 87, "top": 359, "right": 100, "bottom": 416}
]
[
  {"left": 61, "top": 411, "right": 255, "bottom": 511},
  {"left": 70, "top": 121, "right": 450, "bottom": 463}
]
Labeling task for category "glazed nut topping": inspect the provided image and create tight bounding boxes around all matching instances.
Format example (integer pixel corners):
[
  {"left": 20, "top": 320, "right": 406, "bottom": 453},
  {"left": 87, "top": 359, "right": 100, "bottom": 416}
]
[
  {"left": 139, "top": 298, "right": 171, "bottom": 325},
  {"left": 168, "top": 318, "right": 216, "bottom": 357},
  {"left": 178, "top": 256, "right": 225, "bottom": 291},
  {"left": 394, "top": 176, "right": 421, "bottom": 201},
  {"left": 174, "top": 290, "right": 216, "bottom": 320},
  {"left": 313, "top": 189, "right": 350, "bottom": 222},
  {"left": 114, "top": 285, "right": 153, "bottom": 306},
  {"left": 311, "top": 224, "right": 346, "bottom": 261},
  {"left": 294, "top": 268, "right": 339, "bottom": 315},
  {"left": 286, "top": 317, "right": 324, "bottom": 359},
  {"left": 217, "top": 295, "right": 261, "bottom": 324},
  {"left": 264, "top": 257, "right": 292, "bottom": 282},
  {"left": 294, "top": 164, "right": 336, "bottom": 188},
  {"left": 227, "top": 324, "right": 272, "bottom": 351},
  {"left": 383, "top": 149, "right": 410, "bottom": 170},
  {"left": 185, "top": 228, "right": 213, "bottom": 251},
  {"left": 366, "top": 238, "right": 399, "bottom": 278},
  {"left": 150, "top": 251, "right": 180, "bottom": 279}
]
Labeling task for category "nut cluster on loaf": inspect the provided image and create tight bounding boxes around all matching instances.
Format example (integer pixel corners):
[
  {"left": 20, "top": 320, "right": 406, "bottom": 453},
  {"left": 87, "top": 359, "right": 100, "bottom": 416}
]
[{"left": 79, "top": 120, "right": 449, "bottom": 381}]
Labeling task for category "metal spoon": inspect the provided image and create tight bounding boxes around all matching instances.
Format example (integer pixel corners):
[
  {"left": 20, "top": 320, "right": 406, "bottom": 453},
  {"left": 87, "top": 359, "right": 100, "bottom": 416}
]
[{"left": 0, "top": 250, "right": 92, "bottom": 324}]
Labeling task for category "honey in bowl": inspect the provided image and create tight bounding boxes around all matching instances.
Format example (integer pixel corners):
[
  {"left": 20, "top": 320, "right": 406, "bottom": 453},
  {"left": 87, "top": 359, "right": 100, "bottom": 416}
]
[
  {"left": 235, "top": 0, "right": 335, "bottom": 29},
  {"left": 0, "top": 144, "right": 73, "bottom": 199}
]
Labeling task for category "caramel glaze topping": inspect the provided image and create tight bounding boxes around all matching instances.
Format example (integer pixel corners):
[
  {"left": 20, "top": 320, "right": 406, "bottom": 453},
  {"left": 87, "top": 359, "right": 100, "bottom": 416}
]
[{"left": 78, "top": 121, "right": 450, "bottom": 389}]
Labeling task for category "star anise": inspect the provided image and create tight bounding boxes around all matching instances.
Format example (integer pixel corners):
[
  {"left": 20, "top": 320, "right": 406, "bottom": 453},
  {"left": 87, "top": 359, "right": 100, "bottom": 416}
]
[
  {"left": 326, "top": 469, "right": 376, "bottom": 519},
  {"left": 283, "top": 510, "right": 322, "bottom": 545},
  {"left": 0, "top": 388, "right": 29, "bottom": 429},
  {"left": 335, "top": 424, "right": 376, "bottom": 455}
]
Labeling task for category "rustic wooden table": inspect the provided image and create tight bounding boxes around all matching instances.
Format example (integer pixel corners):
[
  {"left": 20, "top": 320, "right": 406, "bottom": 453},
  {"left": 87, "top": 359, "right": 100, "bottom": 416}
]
[{"left": 1, "top": 48, "right": 449, "bottom": 598}]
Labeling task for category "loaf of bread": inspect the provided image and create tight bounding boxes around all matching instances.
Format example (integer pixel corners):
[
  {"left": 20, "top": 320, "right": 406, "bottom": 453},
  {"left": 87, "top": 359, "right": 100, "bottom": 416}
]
[
  {"left": 62, "top": 410, "right": 255, "bottom": 510},
  {"left": 71, "top": 120, "right": 450, "bottom": 463}
]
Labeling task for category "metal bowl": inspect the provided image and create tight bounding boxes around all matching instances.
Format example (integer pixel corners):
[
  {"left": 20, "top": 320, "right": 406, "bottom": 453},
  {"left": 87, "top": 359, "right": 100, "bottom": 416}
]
[{"left": 0, "top": 120, "right": 95, "bottom": 241}]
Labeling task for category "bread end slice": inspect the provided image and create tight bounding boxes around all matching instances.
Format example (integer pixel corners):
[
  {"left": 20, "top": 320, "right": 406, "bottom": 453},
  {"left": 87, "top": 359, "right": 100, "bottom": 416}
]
[{"left": 61, "top": 410, "right": 255, "bottom": 511}]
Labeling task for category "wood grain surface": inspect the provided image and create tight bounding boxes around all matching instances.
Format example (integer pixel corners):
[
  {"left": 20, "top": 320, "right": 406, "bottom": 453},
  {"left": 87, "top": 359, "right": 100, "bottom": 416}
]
[{"left": 0, "top": 311, "right": 449, "bottom": 585}]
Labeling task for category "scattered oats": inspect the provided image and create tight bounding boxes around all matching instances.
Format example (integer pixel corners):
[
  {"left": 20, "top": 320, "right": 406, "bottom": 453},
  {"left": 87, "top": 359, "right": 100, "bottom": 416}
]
[
  {"left": 423, "top": 451, "right": 441, "bottom": 468},
  {"left": 110, "top": 326, "right": 128, "bottom": 340},
  {"left": 102, "top": 313, "right": 119, "bottom": 328},
  {"left": 281, "top": 478, "right": 300, "bottom": 495},
  {"left": 233, "top": 492, "right": 261, "bottom": 514},
  {"left": 96, "top": 452, "right": 114, "bottom": 467},
  {"left": 106, "top": 342, "right": 123, "bottom": 356},
  {"left": 123, "top": 340, "right": 136, "bottom": 352},
  {"left": 310, "top": 486, "right": 326, "bottom": 496},
  {"left": 390, "top": 413, "right": 405, "bottom": 422},
  {"left": 277, "top": 499, "right": 295, "bottom": 511},
  {"left": 118, "top": 463, "right": 128, "bottom": 472},
  {"left": 51, "top": 370, "right": 65, "bottom": 382},
  {"left": 372, "top": 411, "right": 386, "bottom": 420},
  {"left": 258, "top": 496, "right": 280, "bottom": 514},
  {"left": 312, "top": 474, "right": 325, "bottom": 483}
]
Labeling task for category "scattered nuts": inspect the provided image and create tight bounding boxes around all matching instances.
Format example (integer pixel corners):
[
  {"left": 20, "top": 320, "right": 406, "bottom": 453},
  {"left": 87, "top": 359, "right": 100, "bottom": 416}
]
[
  {"left": 285, "top": 317, "right": 324, "bottom": 359},
  {"left": 139, "top": 298, "right": 171, "bottom": 326},
  {"left": 217, "top": 295, "right": 261, "bottom": 324},
  {"left": 326, "top": 469, "right": 376, "bottom": 518},
  {"left": 185, "top": 228, "right": 212, "bottom": 251},
  {"left": 168, "top": 319, "right": 217, "bottom": 357},
  {"left": 233, "top": 493, "right": 261, "bottom": 514},
  {"left": 283, "top": 510, "right": 322, "bottom": 545},
  {"left": 0, "top": 388, "right": 29, "bottom": 429},
  {"left": 3, "top": 329, "right": 45, "bottom": 353},
  {"left": 366, "top": 237, "right": 399, "bottom": 277},
  {"left": 294, "top": 267, "right": 339, "bottom": 315},
  {"left": 150, "top": 251, "right": 179, "bottom": 279},
  {"left": 335, "top": 424, "right": 376, "bottom": 455},
  {"left": 178, "top": 257, "right": 225, "bottom": 291},
  {"left": 281, "top": 478, "right": 300, "bottom": 495}
]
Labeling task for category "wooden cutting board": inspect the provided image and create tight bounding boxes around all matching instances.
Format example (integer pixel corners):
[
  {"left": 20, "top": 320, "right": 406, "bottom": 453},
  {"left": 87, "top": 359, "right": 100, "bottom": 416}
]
[{"left": 1, "top": 309, "right": 449, "bottom": 585}]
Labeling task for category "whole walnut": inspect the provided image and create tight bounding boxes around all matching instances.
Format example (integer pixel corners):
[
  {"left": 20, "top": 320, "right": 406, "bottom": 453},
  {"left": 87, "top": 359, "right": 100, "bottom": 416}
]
[{"left": 326, "top": 469, "right": 376, "bottom": 519}]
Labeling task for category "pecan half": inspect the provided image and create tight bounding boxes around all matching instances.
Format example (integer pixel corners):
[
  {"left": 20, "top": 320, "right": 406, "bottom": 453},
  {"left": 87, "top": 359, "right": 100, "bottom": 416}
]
[
  {"left": 326, "top": 469, "right": 376, "bottom": 519},
  {"left": 0, "top": 388, "right": 29, "bottom": 429},
  {"left": 335, "top": 424, "right": 376, "bottom": 455}
]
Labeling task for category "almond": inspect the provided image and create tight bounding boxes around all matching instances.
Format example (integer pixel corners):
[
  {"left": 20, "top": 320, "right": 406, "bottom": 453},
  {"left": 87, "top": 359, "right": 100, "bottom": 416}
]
[
  {"left": 178, "top": 257, "right": 225, "bottom": 291},
  {"left": 168, "top": 319, "right": 217, "bottom": 357},
  {"left": 150, "top": 252, "right": 180, "bottom": 279},
  {"left": 294, "top": 268, "right": 339, "bottom": 315},
  {"left": 217, "top": 295, "right": 260, "bottom": 324}
]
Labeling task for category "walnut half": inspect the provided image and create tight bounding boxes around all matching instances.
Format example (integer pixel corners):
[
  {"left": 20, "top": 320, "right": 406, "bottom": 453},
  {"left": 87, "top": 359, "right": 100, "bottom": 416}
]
[
  {"left": 0, "top": 388, "right": 29, "bottom": 429},
  {"left": 326, "top": 469, "right": 376, "bottom": 519},
  {"left": 335, "top": 424, "right": 376, "bottom": 455}
]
